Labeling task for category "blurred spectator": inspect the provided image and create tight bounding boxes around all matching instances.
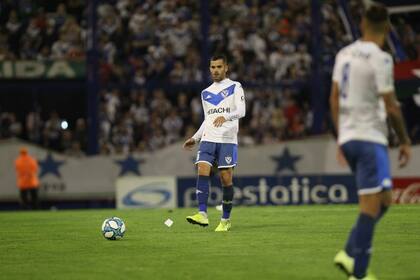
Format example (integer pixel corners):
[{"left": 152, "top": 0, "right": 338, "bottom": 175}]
[
  {"left": 0, "top": 112, "right": 22, "bottom": 138},
  {"left": 26, "top": 111, "right": 43, "bottom": 143},
  {"left": 14, "top": 147, "right": 39, "bottom": 210},
  {"left": 43, "top": 111, "right": 62, "bottom": 150}
]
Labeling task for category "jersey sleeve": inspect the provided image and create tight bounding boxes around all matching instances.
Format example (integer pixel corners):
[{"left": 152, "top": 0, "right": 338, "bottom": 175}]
[
  {"left": 225, "top": 83, "right": 246, "bottom": 121},
  {"left": 192, "top": 121, "right": 205, "bottom": 142},
  {"left": 332, "top": 52, "right": 342, "bottom": 83},
  {"left": 372, "top": 53, "right": 394, "bottom": 95}
]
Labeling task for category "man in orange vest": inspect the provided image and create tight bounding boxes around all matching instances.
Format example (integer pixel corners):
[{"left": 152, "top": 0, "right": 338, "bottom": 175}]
[{"left": 15, "top": 147, "right": 40, "bottom": 209}]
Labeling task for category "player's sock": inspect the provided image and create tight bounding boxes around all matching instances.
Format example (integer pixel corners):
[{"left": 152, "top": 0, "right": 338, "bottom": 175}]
[
  {"left": 345, "top": 205, "right": 388, "bottom": 257},
  {"left": 345, "top": 226, "right": 357, "bottom": 257},
  {"left": 222, "top": 185, "right": 234, "bottom": 219},
  {"left": 375, "top": 204, "right": 388, "bottom": 223},
  {"left": 196, "top": 175, "right": 210, "bottom": 212},
  {"left": 353, "top": 213, "right": 376, "bottom": 279}
]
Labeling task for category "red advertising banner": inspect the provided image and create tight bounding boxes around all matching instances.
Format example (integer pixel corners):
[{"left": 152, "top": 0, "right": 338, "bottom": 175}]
[
  {"left": 392, "top": 178, "right": 420, "bottom": 204},
  {"left": 394, "top": 60, "right": 420, "bottom": 80}
]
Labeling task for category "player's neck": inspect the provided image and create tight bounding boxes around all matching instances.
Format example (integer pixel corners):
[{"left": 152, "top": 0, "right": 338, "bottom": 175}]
[
  {"left": 213, "top": 77, "right": 228, "bottom": 84},
  {"left": 360, "top": 33, "right": 385, "bottom": 49}
]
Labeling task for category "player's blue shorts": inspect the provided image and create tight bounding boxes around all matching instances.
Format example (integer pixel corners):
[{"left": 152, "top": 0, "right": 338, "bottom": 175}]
[
  {"left": 195, "top": 141, "right": 238, "bottom": 168},
  {"left": 341, "top": 140, "right": 392, "bottom": 195}
]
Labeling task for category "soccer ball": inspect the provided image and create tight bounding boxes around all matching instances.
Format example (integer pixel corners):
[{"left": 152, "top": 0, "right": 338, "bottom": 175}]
[{"left": 101, "top": 217, "right": 126, "bottom": 240}]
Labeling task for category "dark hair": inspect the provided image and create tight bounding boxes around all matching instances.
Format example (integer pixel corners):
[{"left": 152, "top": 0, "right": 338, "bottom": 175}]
[
  {"left": 210, "top": 54, "right": 228, "bottom": 64},
  {"left": 364, "top": 3, "right": 388, "bottom": 24}
]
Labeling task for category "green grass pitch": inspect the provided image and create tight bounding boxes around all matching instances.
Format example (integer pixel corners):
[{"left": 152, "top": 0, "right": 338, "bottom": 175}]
[{"left": 0, "top": 205, "right": 419, "bottom": 280}]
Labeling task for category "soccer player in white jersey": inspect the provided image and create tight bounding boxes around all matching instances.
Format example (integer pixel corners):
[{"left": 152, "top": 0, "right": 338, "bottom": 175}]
[
  {"left": 183, "top": 54, "right": 246, "bottom": 232},
  {"left": 330, "top": 4, "right": 411, "bottom": 280}
]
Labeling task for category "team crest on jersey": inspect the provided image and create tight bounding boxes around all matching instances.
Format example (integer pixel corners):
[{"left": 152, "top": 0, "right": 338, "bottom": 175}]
[
  {"left": 225, "top": 156, "right": 232, "bottom": 164},
  {"left": 221, "top": 89, "right": 229, "bottom": 98}
]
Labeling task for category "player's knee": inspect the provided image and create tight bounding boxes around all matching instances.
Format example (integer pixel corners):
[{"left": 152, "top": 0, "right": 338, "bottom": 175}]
[
  {"left": 197, "top": 163, "right": 211, "bottom": 176},
  {"left": 381, "top": 190, "right": 392, "bottom": 207},
  {"left": 219, "top": 169, "right": 233, "bottom": 186}
]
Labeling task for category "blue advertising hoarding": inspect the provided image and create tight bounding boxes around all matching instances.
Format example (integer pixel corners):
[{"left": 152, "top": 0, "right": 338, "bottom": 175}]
[{"left": 177, "top": 175, "right": 358, "bottom": 207}]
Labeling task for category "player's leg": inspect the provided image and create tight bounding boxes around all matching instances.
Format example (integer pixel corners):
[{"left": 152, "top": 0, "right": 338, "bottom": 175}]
[
  {"left": 349, "top": 190, "right": 391, "bottom": 280},
  {"left": 20, "top": 189, "right": 29, "bottom": 210},
  {"left": 349, "top": 142, "right": 392, "bottom": 279},
  {"left": 197, "top": 162, "right": 211, "bottom": 213},
  {"left": 220, "top": 168, "right": 233, "bottom": 219},
  {"left": 186, "top": 141, "right": 215, "bottom": 227},
  {"left": 377, "top": 190, "right": 391, "bottom": 222},
  {"left": 335, "top": 142, "right": 358, "bottom": 272},
  {"left": 215, "top": 143, "right": 237, "bottom": 232},
  {"left": 352, "top": 193, "right": 381, "bottom": 279},
  {"left": 29, "top": 188, "right": 39, "bottom": 210}
]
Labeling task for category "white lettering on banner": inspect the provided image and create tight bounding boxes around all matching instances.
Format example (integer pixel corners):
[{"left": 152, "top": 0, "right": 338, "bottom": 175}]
[
  {"left": 270, "top": 186, "right": 289, "bottom": 204},
  {"left": 259, "top": 178, "right": 269, "bottom": 204},
  {"left": 47, "top": 61, "right": 75, "bottom": 78},
  {"left": 183, "top": 177, "right": 349, "bottom": 206},
  {"left": 312, "top": 185, "right": 328, "bottom": 203},
  {"left": 16, "top": 61, "right": 45, "bottom": 78},
  {"left": 398, "top": 184, "right": 420, "bottom": 204},
  {"left": 330, "top": 184, "right": 349, "bottom": 202},
  {"left": 1, "top": 61, "right": 13, "bottom": 78}
]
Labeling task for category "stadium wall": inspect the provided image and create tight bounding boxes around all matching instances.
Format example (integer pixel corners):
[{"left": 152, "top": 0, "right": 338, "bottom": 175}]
[{"left": 0, "top": 138, "right": 419, "bottom": 208}]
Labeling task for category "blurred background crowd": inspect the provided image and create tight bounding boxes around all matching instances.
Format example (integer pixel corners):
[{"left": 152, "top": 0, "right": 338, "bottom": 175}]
[{"left": 0, "top": 0, "right": 419, "bottom": 155}]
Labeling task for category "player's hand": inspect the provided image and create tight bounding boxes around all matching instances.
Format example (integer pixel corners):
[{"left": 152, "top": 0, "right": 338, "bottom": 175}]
[
  {"left": 183, "top": 138, "right": 196, "bottom": 151},
  {"left": 337, "top": 146, "right": 347, "bottom": 167},
  {"left": 398, "top": 144, "right": 411, "bottom": 168},
  {"left": 213, "top": 116, "right": 226, "bottom": 127}
]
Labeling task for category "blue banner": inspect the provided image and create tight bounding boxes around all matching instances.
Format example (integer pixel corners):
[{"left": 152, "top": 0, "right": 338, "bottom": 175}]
[{"left": 177, "top": 175, "right": 357, "bottom": 207}]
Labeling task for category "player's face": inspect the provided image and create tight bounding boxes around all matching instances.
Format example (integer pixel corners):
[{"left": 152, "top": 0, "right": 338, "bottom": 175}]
[{"left": 209, "top": 59, "right": 228, "bottom": 82}]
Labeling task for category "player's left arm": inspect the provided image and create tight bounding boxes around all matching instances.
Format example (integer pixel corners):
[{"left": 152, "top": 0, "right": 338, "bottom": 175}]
[
  {"left": 330, "top": 81, "right": 339, "bottom": 133},
  {"left": 329, "top": 52, "right": 341, "bottom": 134},
  {"left": 329, "top": 53, "right": 347, "bottom": 166},
  {"left": 213, "top": 83, "right": 246, "bottom": 127}
]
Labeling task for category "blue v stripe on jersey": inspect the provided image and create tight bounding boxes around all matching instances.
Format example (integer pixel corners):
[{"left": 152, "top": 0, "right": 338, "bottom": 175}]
[{"left": 202, "top": 84, "right": 236, "bottom": 106}]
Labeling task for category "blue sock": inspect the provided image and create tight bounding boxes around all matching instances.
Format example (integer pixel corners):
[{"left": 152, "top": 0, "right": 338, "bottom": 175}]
[
  {"left": 345, "top": 226, "right": 357, "bottom": 257},
  {"left": 345, "top": 205, "right": 388, "bottom": 257},
  {"left": 196, "top": 175, "right": 209, "bottom": 212},
  {"left": 222, "top": 186, "right": 234, "bottom": 219},
  {"left": 354, "top": 214, "right": 376, "bottom": 278}
]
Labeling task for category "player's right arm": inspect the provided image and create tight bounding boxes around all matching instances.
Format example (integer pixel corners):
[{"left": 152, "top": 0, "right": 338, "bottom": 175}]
[
  {"left": 382, "top": 92, "right": 411, "bottom": 167},
  {"left": 183, "top": 121, "right": 204, "bottom": 150},
  {"left": 184, "top": 96, "right": 207, "bottom": 151},
  {"left": 374, "top": 53, "right": 411, "bottom": 167}
]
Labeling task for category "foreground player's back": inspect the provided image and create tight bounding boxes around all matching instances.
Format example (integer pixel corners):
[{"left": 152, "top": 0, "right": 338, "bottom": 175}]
[{"left": 333, "top": 40, "right": 394, "bottom": 145}]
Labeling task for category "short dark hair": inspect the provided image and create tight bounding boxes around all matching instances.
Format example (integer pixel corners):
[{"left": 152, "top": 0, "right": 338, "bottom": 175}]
[
  {"left": 210, "top": 54, "right": 228, "bottom": 64},
  {"left": 364, "top": 3, "right": 389, "bottom": 31}
]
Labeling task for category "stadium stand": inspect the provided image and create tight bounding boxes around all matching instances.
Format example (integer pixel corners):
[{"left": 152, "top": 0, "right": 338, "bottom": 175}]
[{"left": 0, "top": 0, "right": 418, "bottom": 155}]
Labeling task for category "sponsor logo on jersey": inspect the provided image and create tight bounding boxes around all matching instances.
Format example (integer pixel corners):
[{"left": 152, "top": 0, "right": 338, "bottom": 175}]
[{"left": 207, "top": 107, "right": 231, "bottom": 115}]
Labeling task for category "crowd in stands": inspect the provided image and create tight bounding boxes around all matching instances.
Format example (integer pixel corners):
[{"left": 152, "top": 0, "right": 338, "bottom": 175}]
[
  {"left": 0, "top": 0, "right": 419, "bottom": 155},
  {"left": 347, "top": 0, "right": 419, "bottom": 60},
  {"left": 97, "top": 0, "right": 313, "bottom": 153},
  {"left": 0, "top": 111, "right": 86, "bottom": 157},
  {"left": 0, "top": 0, "right": 85, "bottom": 61}
]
